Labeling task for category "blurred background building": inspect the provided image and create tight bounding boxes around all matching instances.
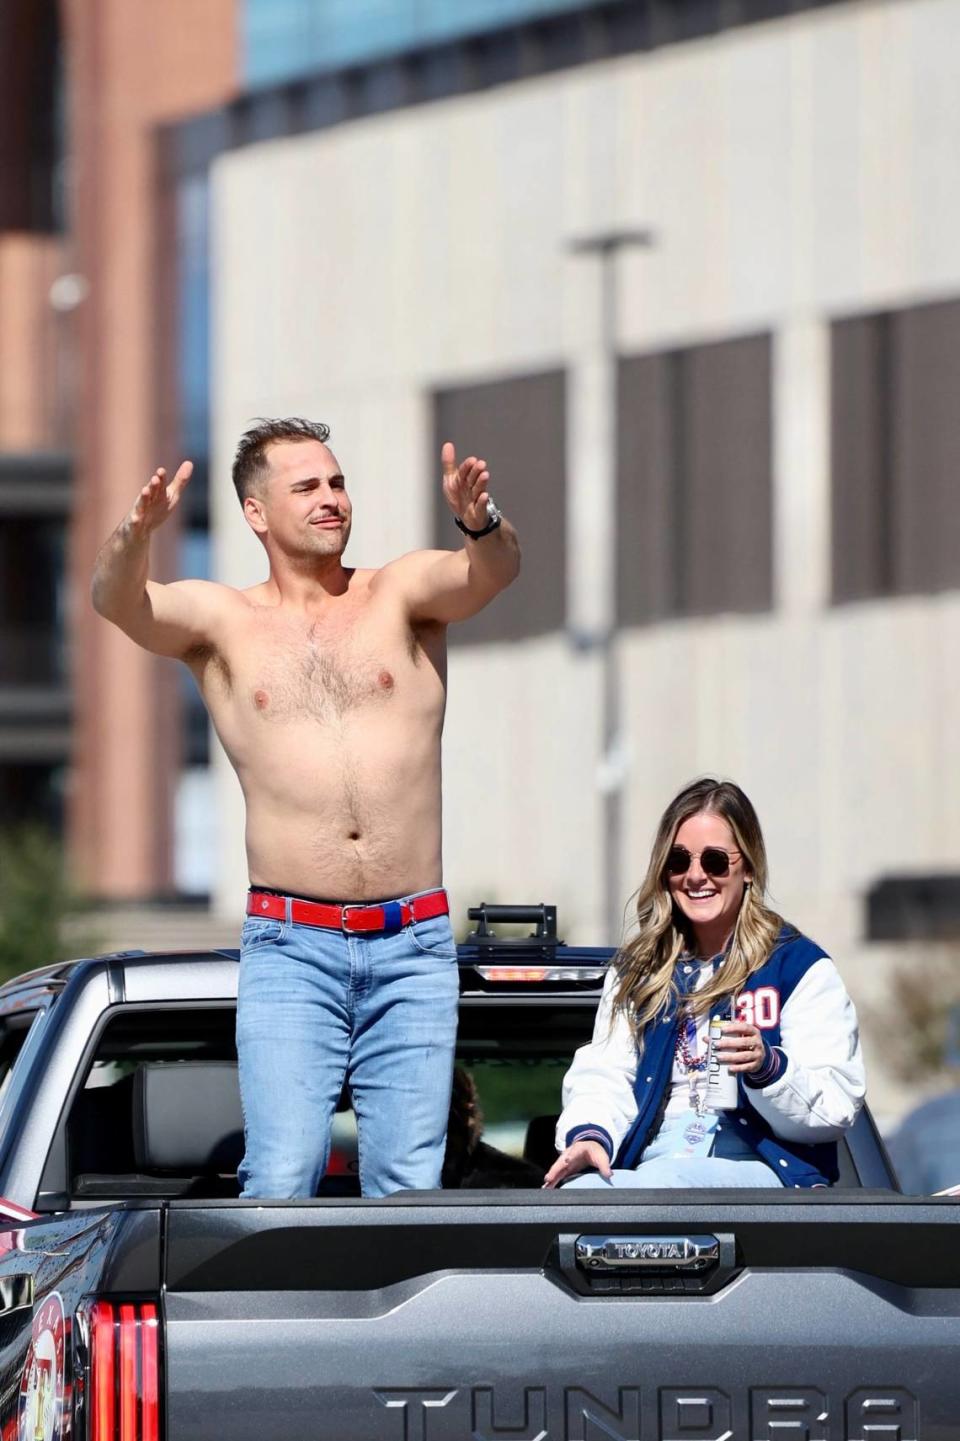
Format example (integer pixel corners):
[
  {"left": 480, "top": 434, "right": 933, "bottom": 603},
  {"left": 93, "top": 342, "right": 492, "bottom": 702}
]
[
  {"left": 0, "top": 0, "right": 237, "bottom": 945},
  {"left": 2, "top": 0, "right": 960, "bottom": 1125}
]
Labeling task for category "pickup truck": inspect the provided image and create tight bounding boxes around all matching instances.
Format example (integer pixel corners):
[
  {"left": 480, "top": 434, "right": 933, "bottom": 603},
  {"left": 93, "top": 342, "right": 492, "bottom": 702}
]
[{"left": 0, "top": 903, "right": 956, "bottom": 1441}]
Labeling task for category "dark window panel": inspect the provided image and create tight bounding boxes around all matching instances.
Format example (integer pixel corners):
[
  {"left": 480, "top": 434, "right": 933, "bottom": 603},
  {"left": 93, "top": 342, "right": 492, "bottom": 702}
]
[
  {"left": 618, "top": 334, "right": 772, "bottom": 624},
  {"left": 830, "top": 314, "right": 893, "bottom": 603},
  {"left": 831, "top": 296, "right": 960, "bottom": 603},
  {"left": 683, "top": 334, "right": 772, "bottom": 616},
  {"left": 616, "top": 352, "right": 681, "bottom": 624},
  {"left": 0, "top": 516, "right": 66, "bottom": 684},
  {"left": 0, "top": 763, "right": 63, "bottom": 832},
  {"left": 181, "top": 674, "right": 211, "bottom": 767},
  {"left": 892, "top": 300, "right": 960, "bottom": 595},
  {"left": 432, "top": 371, "right": 566, "bottom": 645},
  {"left": 867, "top": 875, "right": 960, "bottom": 943},
  {"left": 178, "top": 529, "right": 211, "bottom": 766},
  {"left": 0, "top": 0, "right": 62, "bottom": 232}
]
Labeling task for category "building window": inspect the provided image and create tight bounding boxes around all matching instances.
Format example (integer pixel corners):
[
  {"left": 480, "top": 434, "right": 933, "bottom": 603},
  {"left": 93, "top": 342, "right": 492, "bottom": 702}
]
[
  {"left": 831, "top": 297, "right": 960, "bottom": 603},
  {"left": 176, "top": 175, "right": 212, "bottom": 769},
  {"left": 616, "top": 333, "right": 773, "bottom": 624},
  {"left": 178, "top": 528, "right": 211, "bottom": 769},
  {"left": 0, "top": 457, "right": 70, "bottom": 835},
  {"left": 0, "top": 763, "right": 64, "bottom": 831},
  {"left": 0, "top": 515, "right": 66, "bottom": 685},
  {"left": 0, "top": 0, "right": 63, "bottom": 233},
  {"left": 867, "top": 875, "right": 960, "bottom": 943},
  {"left": 432, "top": 370, "right": 565, "bottom": 645},
  {"left": 177, "top": 175, "right": 212, "bottom": 464},
  {"left": 243, "top": 0, "right": 618, "bottom": 88}
]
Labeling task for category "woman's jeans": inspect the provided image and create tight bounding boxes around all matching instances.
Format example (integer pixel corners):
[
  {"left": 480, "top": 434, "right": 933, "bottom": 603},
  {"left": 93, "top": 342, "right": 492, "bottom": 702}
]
[
  {"left": 236, "top": 898, "right": 459, "bottom": 1199},
  {"left": 563, "top": 1110, "right": 785, "bottom": 1189}
]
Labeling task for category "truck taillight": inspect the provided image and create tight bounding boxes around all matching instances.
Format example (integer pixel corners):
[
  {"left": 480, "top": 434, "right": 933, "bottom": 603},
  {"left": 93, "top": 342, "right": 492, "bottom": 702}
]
[
  {"left": 79, "top": 1300, "right": 160, "bottom": 1441},
  {"left": 475, "top": 965, "right": 607, "bottom": 982}
]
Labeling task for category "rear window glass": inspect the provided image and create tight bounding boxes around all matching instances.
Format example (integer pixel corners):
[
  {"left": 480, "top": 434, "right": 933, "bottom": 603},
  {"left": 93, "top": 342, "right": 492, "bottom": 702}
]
[
  {"left": 63, "top": 1001, "right": 593, "bottom": 1201},
  {"left": 0, "top": 1008, "right": 48, "bottom": 1145},
  {"left": 0, "top": 1015, "right": 40, "bottom": 1101},
  {"left": 461, "top": 1057, "right": 568, "bottom": 1153}
]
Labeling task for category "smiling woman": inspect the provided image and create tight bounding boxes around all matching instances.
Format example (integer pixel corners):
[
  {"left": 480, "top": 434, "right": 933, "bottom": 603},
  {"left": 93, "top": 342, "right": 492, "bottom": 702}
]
[
  {"left": 665, "top": 813, "right": 751, "bottom": 960},
  {"left": 543, "top": 777, "right": 866, "bottom": 1192}
]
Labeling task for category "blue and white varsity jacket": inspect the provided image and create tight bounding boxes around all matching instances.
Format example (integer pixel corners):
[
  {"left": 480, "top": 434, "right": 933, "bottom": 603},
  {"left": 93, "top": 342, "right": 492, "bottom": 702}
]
[{"left": 555, "top": 929, "right": 866, "bottom": 1188}]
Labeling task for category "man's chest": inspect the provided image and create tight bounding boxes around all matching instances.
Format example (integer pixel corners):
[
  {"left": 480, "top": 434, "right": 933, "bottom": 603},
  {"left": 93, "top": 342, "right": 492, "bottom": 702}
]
[{"left": 216, "top": 608, "right": 440, "bottom": 725}]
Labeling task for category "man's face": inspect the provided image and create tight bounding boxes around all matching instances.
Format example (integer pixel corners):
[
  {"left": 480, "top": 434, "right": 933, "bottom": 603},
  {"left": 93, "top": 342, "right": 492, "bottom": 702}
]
[{"left": 245, "top": 439, "right": 353, "bottom": 558}]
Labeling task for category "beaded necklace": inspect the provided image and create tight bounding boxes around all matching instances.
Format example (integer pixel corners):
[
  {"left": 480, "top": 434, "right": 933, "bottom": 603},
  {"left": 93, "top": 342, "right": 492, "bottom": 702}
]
[
  {"left": 676, "top": 1014, "right": 708, "bottom": 1072},
  {"left": 674, "top": 957, "right": 719, "bottom": 1112}
]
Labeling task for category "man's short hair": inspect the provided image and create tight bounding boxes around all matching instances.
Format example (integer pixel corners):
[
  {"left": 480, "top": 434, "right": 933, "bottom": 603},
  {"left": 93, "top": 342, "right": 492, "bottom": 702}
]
[{"left": 232, "top": 417, "right": 331, "bottom": 503}]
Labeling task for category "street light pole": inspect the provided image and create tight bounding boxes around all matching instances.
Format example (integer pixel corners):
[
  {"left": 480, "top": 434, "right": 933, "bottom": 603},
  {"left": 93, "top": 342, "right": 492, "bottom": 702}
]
[{"left": 567, "top": 228, "right": 654, "bottom": 945}]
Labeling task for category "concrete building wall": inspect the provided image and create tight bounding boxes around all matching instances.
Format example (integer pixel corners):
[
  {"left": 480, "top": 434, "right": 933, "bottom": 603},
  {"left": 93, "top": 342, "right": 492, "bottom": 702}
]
[{"left": 208, "top": 0, "right": 960, "bottom": 1120}]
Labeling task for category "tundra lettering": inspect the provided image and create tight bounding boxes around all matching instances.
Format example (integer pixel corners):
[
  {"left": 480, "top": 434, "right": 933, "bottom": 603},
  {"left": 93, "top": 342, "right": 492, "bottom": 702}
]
[{"left": 373, "top": 1386, "right": 918, "bottom": 1441}]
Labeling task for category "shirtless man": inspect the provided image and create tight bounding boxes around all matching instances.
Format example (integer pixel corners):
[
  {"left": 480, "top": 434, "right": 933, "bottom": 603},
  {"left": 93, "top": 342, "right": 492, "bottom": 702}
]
[{"left": 92, "top": 417, "right": 520, "bottom": 1197}]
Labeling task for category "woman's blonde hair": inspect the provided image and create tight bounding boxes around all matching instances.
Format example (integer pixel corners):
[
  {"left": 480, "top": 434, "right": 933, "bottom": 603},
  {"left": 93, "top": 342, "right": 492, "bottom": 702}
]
[{"left": 612, "top": 778, "right": 786, "bottom": 1044}]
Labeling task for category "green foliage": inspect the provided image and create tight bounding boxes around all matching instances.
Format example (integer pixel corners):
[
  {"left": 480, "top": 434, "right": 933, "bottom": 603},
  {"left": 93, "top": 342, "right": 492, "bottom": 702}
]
[
  {"left": 466, "top": 1058, "right": 568, "bottom": 1126},
  {"left": 0, "top": 827, "right": 96, "bottom": 984}
]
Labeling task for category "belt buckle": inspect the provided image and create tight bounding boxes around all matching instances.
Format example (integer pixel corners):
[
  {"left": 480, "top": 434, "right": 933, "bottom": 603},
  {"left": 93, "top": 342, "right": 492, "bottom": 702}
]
[
  {"left": 340, "top": 903, "right": 371, "bottom": 933},
  {"left": 342, "top": 900, "right": 404, "bottom": 933}
]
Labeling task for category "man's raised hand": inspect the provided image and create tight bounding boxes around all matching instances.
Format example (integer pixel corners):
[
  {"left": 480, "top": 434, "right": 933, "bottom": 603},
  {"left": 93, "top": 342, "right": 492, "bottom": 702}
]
[
  {"left": 441, "top": 442, "right": 492, "bottom": 534},
  {"left": 127, "top": 461, "right": 194, "bottom": 537}
]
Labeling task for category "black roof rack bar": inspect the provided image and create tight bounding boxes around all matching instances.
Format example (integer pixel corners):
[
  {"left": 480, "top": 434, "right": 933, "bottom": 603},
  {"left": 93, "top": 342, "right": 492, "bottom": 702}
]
[{"left": 466, "top": 903, "right": 561, "bottom": 947}]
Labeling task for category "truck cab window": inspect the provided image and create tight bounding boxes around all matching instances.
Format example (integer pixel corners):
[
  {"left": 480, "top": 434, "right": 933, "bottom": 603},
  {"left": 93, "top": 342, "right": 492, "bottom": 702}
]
[
  {"left": 66, "top": 1006, "right": 240, "bottom": 1205},
  {"left": 0, "top": 1015, "right": 40, "bottom": 1101}
]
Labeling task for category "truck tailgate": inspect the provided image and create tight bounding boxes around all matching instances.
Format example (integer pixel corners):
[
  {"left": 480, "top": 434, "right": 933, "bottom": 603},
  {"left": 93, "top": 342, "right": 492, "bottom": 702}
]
[{"left": 162, "top": 1191, "right": 960, "bottom": 1440}]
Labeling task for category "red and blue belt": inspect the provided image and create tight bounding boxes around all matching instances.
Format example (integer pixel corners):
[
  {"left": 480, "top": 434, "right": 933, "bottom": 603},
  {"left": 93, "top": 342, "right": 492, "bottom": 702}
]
[{"left": 246, "top": 887, "right": 448, "bottom": 934}]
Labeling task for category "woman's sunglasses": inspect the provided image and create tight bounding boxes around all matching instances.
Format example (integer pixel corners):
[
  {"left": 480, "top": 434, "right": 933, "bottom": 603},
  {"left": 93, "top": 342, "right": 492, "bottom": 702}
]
[{"left": 665, "top": 845, "right": 742, "bottom": 878}]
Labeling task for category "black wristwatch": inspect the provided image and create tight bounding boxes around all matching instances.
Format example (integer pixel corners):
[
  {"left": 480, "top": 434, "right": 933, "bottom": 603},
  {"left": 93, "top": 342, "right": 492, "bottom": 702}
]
[{"left": 454, "top": 499, "right": 502, "bottom": 539}]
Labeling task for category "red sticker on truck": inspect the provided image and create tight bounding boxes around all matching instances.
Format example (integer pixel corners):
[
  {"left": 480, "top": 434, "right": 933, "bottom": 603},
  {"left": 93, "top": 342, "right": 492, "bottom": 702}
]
[{"left": 18, "top": 1291, "right": 65, "bottom": 1441}]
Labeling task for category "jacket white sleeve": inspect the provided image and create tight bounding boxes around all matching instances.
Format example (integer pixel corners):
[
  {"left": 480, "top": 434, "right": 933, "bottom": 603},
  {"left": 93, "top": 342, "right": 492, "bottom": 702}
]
[
  {"left": 554, "top": 966, "right": 639, "bottom": 1158},
  {"left": 744, "top": 956, "right": 865, "bottom": 1141}
]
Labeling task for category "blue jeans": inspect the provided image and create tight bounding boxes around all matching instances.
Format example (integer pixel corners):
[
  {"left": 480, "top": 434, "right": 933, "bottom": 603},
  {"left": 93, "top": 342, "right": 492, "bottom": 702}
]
[
  {"left": 563, "top": 1110, "right": 785, "bottom": 1189},
  {"left": 563, "top": 1157, "right": 783, "bottom": 1188},
  {"left": 236, "top": 894, "right": 459, "bottom": 1199}
]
